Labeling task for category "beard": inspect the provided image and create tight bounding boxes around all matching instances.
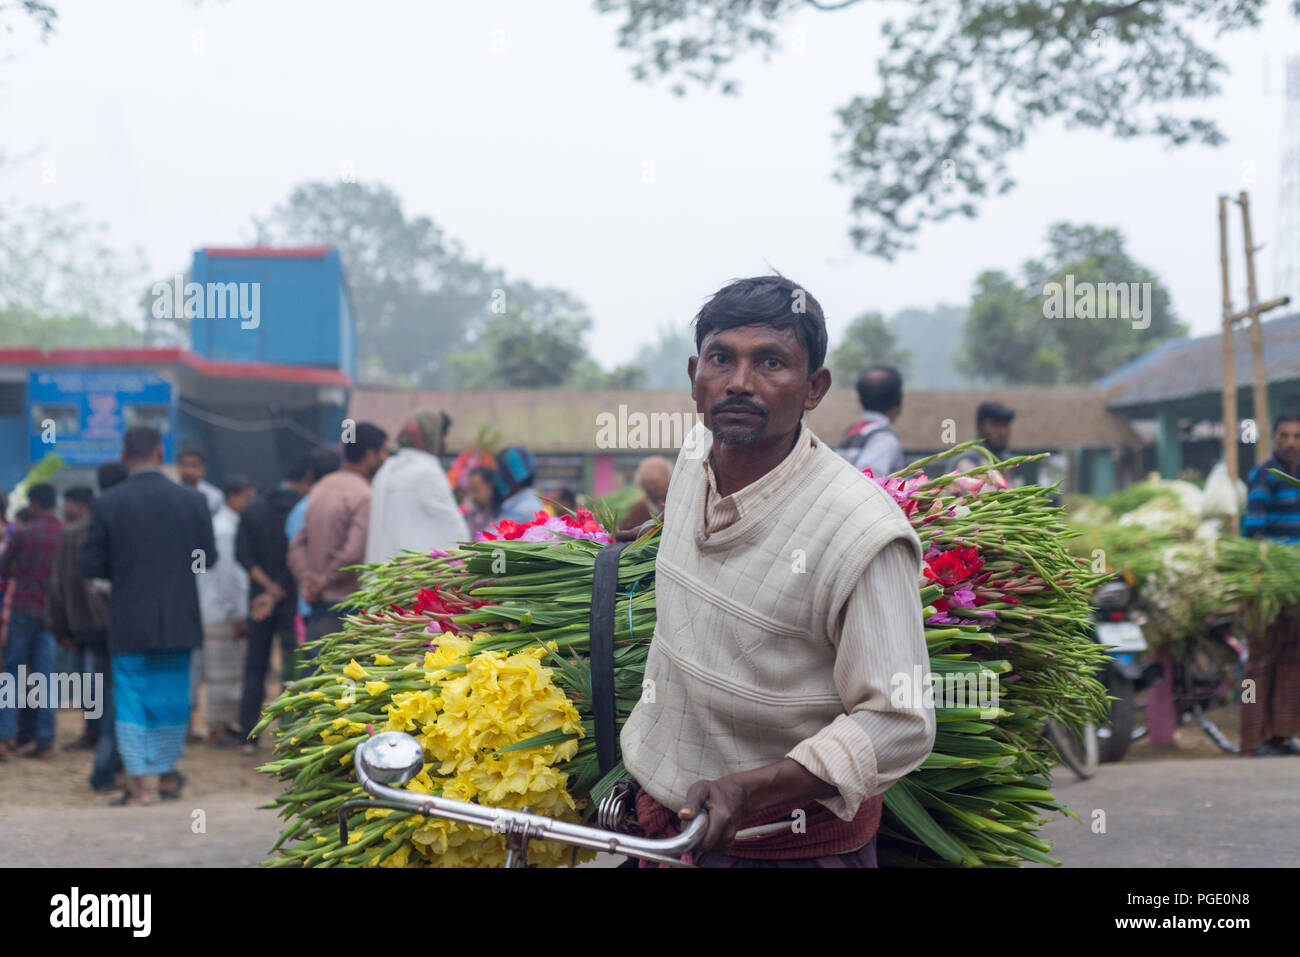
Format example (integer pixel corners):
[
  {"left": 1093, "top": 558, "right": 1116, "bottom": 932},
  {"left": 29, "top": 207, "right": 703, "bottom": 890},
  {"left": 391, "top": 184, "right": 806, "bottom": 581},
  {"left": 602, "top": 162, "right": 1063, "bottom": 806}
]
[{"left": 709, "top": 398, "right": 769, "bottom": 446}]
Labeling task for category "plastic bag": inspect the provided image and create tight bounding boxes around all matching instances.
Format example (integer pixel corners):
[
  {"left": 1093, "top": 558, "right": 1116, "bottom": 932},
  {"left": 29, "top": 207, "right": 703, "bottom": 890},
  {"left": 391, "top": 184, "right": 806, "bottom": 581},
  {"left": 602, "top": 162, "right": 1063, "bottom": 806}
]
[{"left": 1201, "top": 461, "right": 1245, "bottom": 519}]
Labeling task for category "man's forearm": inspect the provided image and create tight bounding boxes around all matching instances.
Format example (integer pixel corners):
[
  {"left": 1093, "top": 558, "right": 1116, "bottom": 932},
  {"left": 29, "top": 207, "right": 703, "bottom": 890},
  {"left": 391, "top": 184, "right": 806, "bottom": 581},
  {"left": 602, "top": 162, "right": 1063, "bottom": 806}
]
[{"left": 727, "top": 758, "right": 836, "bottom": 815}]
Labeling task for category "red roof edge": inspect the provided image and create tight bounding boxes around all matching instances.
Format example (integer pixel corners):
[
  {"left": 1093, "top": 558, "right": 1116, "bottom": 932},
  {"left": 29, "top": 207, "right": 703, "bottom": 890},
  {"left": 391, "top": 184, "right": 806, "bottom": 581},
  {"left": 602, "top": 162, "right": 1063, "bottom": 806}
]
[
  {"left": 0, "top": 347, "right": 351, "bottom": 387},
  {"left": 202, "top": 246, "right": 333, "bottom": 259}
]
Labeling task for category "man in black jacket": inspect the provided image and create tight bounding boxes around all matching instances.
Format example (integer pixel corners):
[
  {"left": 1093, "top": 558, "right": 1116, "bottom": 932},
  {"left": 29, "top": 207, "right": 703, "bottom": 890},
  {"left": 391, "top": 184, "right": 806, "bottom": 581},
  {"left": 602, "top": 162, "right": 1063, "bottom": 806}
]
[
  {"left": 79, "top": 426, "right": 216, "bottom": 806},
  {"left": 236, "top": 456, "right": 311, "bottom": 749}
]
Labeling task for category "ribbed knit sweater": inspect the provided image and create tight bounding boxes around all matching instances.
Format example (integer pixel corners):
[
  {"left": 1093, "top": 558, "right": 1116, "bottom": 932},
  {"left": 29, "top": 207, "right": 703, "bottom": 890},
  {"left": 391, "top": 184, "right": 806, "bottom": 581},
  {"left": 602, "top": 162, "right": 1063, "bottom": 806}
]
[{"left": 620, "top": 422, "right": 923, "bottom": 820}]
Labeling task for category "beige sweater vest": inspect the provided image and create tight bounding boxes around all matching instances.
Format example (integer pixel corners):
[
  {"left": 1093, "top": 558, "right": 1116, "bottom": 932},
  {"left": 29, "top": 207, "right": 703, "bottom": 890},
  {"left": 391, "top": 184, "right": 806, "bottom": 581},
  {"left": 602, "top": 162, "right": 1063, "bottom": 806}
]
[{"left": 620, "top": 424, "right": 922, "bottom": 811}]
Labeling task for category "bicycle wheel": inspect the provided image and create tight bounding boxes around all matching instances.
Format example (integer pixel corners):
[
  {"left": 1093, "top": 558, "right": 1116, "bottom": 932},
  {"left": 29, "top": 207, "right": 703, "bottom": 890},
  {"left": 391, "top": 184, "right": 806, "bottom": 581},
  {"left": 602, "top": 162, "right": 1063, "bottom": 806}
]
[{"left": 1046, "top": 719, "right": 1100, "bottom": 780}]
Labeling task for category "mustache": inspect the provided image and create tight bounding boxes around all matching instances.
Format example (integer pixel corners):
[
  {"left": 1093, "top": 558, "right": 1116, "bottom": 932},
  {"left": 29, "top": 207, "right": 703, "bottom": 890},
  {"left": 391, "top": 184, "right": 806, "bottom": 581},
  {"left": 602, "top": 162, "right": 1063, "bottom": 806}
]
[{"left": 711, "top": 398, "right": 767, "bottom": 417}]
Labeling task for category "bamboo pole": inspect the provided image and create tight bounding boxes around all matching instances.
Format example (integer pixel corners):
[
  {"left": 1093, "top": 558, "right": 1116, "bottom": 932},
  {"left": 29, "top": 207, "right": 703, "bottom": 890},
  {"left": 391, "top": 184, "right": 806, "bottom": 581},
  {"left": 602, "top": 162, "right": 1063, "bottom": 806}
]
[
  {"left": 1219, "top": 195, "right": 1239, "bottom": 486},
  {"left": 1238, "top": 191, "right": 1273, "bottom": 461}
]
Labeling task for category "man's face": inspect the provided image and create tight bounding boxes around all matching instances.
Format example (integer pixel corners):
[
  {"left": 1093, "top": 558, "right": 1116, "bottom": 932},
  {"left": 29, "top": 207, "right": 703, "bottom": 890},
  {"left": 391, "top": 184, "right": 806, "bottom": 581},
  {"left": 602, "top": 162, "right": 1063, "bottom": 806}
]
[
  {"left": 688, "top": 323, "right": 828, "bottom": 449},
  {"left": 1275, "top": 421, "right": 1300, "bottom": 468},
  {"left": 228, "top": 488, "right": 256, "bottom": 515},
  {"left": 178, "top": 455, "right": 205, "bottom": 487},
  {"left": 980, "top": 418, "right": 1012, "bottom": 453},
  {"left": 466, "top": 473, "right": 492, "bottom": 509},
  {"left": 63, "top": 500, "right": 88, "bottom": 524},
  {"left": 360, "top": 448, "right": 384, "bottom": 479}
]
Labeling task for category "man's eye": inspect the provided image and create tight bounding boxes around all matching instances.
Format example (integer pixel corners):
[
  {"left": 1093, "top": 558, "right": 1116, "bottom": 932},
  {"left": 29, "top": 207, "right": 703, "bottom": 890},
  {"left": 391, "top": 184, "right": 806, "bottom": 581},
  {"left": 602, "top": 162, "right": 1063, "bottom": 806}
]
[{"left": 763, "top": 357, "right": 783, "bottom": 369}]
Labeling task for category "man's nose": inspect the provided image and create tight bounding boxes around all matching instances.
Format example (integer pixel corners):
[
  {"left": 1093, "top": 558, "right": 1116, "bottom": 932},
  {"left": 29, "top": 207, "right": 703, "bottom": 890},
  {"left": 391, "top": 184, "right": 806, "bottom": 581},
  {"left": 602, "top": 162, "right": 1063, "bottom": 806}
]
[{"left": 724, "top": 359, "right": 757, "bottom": 394}]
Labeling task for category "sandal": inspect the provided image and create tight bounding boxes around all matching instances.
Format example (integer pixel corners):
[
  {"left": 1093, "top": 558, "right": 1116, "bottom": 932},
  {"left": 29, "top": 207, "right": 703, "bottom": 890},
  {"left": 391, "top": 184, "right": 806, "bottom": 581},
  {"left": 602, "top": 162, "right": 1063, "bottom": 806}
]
[{"left": 159, "top": 770, "right": 188, "bottom": 800}]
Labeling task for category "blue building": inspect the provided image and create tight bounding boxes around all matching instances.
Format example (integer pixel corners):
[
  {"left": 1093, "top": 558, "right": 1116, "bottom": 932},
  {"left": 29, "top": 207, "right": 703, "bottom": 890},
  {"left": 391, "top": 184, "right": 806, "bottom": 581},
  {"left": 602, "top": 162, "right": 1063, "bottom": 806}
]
[{"left": 0, "top": 246, "right": 355, "bottom": 494}]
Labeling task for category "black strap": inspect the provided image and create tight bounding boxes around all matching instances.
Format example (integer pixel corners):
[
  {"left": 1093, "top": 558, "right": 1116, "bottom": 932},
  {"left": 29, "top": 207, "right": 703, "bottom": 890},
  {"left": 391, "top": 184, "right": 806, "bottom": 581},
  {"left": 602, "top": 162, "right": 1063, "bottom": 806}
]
[{"left": 590, "top": 541, "right": 631, "bottom": 776}]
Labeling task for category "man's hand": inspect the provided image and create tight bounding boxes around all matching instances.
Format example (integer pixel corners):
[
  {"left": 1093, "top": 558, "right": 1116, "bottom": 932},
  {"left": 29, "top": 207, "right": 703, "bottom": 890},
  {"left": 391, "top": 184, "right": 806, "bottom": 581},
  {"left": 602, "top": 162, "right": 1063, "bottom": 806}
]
[
  {"left": 301, "top": 571, "right": 324, "bottom": 603},
  {"left": 249, "top": 592, "right": 276, "bottom": 622},
  {"left": 678, "top": 758, "right": 838, "bottom": 854},
  {"left": 678, "top": 775, "right": 754, "bottom": 853},
  {"left": 613, "top": 519, "right": 657, "bottom": 543},
  {"left": 233, "top": 618, "right": 249, "bottom": 639}
]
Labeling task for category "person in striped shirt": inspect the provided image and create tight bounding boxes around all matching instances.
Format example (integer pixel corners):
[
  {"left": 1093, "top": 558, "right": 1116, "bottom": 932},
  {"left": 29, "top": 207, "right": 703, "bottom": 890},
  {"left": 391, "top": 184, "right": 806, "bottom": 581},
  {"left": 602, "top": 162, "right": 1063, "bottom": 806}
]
[{"left": 1241, "top": 409, "right": 1300, "bottom": 756}]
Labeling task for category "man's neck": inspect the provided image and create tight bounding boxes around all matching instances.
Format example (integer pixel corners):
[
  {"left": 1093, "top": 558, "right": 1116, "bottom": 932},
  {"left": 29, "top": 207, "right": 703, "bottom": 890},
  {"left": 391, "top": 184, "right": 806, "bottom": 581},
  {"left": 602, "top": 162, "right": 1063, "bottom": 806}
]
[
  {"left": 341, "top": 463, "right": 368, "bottom": 480},
  {"left": 710, "top": 427, "right": 801, "bottom": 498},
  {"left": 1275, "top": 455, "right": 1300, "bottom": 477}
]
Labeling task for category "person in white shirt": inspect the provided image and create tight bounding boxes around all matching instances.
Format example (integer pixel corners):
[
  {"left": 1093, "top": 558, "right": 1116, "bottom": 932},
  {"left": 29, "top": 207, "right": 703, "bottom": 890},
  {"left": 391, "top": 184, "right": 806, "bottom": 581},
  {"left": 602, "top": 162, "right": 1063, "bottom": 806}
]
[
  {"left": 365, "top": 409, "right": 469, "bottom": 564},
  {"left": 197, "top": 477, "right": 254, "bottom": 745},
  {"left": 178, "top": 447, "right": 224, "bottom": 516}
]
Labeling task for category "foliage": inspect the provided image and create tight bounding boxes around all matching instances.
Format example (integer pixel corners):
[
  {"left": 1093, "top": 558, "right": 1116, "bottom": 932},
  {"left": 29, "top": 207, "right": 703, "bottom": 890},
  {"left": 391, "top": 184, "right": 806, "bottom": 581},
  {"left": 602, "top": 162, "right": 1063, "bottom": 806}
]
[
  {"left": 0, "top": 202, "right": 146, "bottom": 346},
  {"left": 251, "top": 181, "right": 592, "bottom": 388},
  {"left": 592, "top": 0, "right": 1287, "bottom": 258},
  {"left": 827, "top": 310, "right": 911, "bottom": 385},
  {"left": 961, "top": 223, "right": 1186, "bottom": 384}
]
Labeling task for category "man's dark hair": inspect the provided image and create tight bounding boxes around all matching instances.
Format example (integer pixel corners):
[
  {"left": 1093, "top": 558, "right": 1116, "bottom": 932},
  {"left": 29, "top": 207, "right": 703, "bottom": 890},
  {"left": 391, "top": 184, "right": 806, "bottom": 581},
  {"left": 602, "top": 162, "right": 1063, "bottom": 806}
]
[
  {"left": 63, "top": 486, "right": 95, "bottom": 508},
  {"left": 223, "top": 475, "right": 253, "bottom": 498},
  {"left": 285, "top": 457, "right": 310, "bottom": 483},
  {"left": 1274, "top": 408, "right": 1300, "bottom": 431},
  {"left": 123, "top": 426, "right": 163, "bottom": 463},
  {"left": 343, "top": 423, "right": 388, "bottom": 464},
  {"left": 692, "top": 274, "right": 829, "bottom": 373},
  {"left": 27, "top": 482, "right": 56, "bottom": 511},
  {"left": 856, "top": 365, "right": 903, "bottom": 413},
  {"left": 97, "top": 461, "right": 128, "bottom": 492},
  {"left": 469, "top": 465, "right": 495, "bottom": 485},
  {"left": 308, "top": 447, "right": 342, "bottom": 480},
  {"left": 177, "top": 446, "right": 205, "bottom": 464},
  {"left": 16, "top": 506, "right": 30, "bottom": 523}
]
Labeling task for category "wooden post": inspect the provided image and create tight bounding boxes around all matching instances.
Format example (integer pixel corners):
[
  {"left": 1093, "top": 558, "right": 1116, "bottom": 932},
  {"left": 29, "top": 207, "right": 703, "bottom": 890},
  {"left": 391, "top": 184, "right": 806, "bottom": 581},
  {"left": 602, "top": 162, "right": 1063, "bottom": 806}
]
[
  {"left": 1238, "top": 191, "right": 1273, "bottom": 461},
  {"left": 1219, "top": 195, "right": 1239, "bottom": 486}
]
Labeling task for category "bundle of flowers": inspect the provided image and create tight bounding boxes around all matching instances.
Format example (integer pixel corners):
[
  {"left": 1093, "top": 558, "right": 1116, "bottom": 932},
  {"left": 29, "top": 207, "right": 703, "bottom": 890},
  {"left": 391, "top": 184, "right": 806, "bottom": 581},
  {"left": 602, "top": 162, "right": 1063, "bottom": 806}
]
[{"left": 257, "top": 449, "right": 1108, "bottom": 868}]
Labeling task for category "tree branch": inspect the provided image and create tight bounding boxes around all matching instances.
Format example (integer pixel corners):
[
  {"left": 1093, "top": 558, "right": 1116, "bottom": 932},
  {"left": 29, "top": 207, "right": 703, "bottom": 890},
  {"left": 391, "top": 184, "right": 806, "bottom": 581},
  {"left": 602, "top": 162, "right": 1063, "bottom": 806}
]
[
  {"left": 1085, "top": 0, "right": 1150, "bottom": 26},
  {"left": 803, "top": 0, "right": 867, "bottom": 11}
]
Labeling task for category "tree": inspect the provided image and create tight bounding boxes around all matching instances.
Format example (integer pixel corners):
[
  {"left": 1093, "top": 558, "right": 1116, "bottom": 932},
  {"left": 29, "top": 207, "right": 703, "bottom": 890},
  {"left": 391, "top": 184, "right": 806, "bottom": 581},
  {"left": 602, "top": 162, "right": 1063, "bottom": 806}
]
[
  {"left": 251, "top": 180, "right": 591, "bottom": 387},
  {"left": 448, "top": 310, "right": 596, "bottom": 389},
  {"left": 960, "top": 222, "right": 1186, "bottom": 385},
  {"left": 0, "top": 202, "right": 145, "bottom": 346},
  {"left": 592, "top": 0, "right": 1295, "bottom": 259},
  {"left": 827, "top": 310, "right": 911, "bottom": 385},
  {"left": 888, "top": 304, "right": 978, "bottom": 389}
]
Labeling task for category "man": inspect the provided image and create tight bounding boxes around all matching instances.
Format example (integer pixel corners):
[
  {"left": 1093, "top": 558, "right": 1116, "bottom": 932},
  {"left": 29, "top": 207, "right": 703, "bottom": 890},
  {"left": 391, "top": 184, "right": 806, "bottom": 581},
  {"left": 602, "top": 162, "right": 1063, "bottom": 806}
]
[
  {"left": 619, "top": 275, "right": 935, "bottom": 866},
  {"left": 365, "top": 409, "right": 468, "bottom": 563},
  {"left": 288, "top": 424, "right": 386, "bottom": 663},
  {"left": 79, "top": 426, "right": 216, "bottom": 806},
  {"left": 946, "top": 401, "right": 1023, "bottom": 488},
  {"left": 493, "top": 447, "right": 544, "bottom": 523},
  {"left": 617, "top": 455, "right": 672, "bottom": 531},
  {"left": 198, "top": 476, "right": 254, "bottom": 746},
  {"left": 46, "top": 487, "right": 108, "bottom": 754},
  {"left": 1241, "top": 409, "right": 1300, "bottom": 756},
  {"left": 835, "top": 365, "right": 906, "bottom": 476},
  {"left": 178, "top": 446, "right": 223, "bottom": 516},
  {"left": 0, "top": 482, "right": 63, "bottom": 760},
  {"left": 237, "top": 456, "right": 317, "bottom": 751},
  {"left": 80, "top": 462, "right": 129, "bottom": 791}
]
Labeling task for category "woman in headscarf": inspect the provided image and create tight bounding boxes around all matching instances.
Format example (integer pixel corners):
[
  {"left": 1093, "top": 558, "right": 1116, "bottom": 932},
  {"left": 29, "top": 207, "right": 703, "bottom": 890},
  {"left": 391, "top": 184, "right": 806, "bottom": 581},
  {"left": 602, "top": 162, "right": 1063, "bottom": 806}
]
[
  {"left": 493, "top": 447, "right": 544, "bottom": 523},
  {"left": 364, "top": 409, "right": 469, "bottom": 563}
]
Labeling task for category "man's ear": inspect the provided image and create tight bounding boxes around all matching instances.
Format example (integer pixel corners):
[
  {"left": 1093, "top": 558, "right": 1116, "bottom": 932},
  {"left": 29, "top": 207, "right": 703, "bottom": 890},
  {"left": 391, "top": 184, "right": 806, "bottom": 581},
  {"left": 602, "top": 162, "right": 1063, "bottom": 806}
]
[
  {"left": 687, "top": 355, "right": 698, "bottom": 403},
  {"left": 804, "top": 367, "right": 832, "bottom": 412}
]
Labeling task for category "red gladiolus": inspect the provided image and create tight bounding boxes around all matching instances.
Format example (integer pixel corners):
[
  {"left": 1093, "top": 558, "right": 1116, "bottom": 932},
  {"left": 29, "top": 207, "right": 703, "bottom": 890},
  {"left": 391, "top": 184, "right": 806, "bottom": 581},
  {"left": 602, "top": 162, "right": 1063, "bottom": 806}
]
[{"left": 923, "top": 545, "right": 984, "bottom": 585}]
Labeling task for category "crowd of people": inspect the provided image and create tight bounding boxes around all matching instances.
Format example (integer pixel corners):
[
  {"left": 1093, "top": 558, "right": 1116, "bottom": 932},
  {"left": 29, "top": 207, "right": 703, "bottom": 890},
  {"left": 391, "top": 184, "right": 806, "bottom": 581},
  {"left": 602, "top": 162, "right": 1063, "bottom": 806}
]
[{"left": 0, "top": 404, "right": 593, "bottom": 806}]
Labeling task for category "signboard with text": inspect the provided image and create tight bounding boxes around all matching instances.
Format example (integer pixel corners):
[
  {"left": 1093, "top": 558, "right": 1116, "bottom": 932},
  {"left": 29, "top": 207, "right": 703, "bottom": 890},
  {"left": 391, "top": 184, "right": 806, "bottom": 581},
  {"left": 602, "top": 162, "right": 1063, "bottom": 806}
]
[{"left": 27, "top": 369, "right": 175, "bottom": 467}]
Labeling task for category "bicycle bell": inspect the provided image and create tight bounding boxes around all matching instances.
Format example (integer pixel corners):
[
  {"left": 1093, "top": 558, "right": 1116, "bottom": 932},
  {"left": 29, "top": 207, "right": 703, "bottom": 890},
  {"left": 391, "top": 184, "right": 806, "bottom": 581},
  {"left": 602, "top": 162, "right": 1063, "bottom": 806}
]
[{"left": 358, "top": 731, "right": 425, "bottom": 785}]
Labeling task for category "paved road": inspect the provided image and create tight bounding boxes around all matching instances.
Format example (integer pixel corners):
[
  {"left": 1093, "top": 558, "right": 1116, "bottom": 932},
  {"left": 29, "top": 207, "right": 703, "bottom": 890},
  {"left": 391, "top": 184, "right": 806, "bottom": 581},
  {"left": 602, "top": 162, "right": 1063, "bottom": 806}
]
[
  {"left": 5, "top": 710, "right": 1296, "bottom": 867},
  {"left": 1039, "top": 755, "right": 1300, "bottom": 867}
]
